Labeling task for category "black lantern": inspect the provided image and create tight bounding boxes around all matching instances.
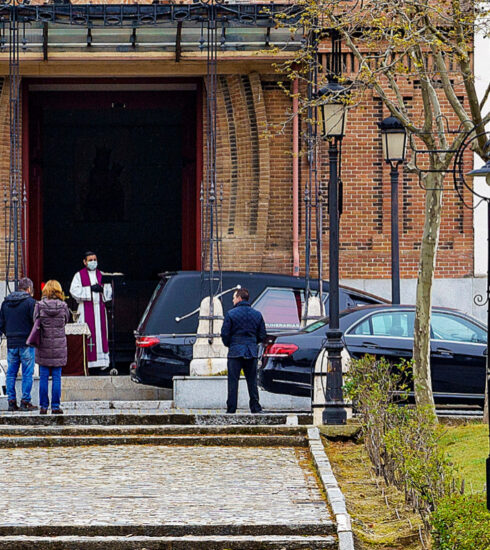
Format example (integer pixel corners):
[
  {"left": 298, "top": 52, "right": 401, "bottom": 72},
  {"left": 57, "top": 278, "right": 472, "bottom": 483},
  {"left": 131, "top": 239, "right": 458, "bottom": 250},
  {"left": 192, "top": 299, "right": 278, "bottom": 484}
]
[
  {"left": 313, "top": 80, "right": 348, "bottom": 425},
  {"left": 377, "top": 115, "right": 407, "bottom": 304},
  {"left": 468, "top": 158, "right": 490, "bottom": 185},
  {"left": 317, "top": 81, "right": 348, "bottom": 139},
  {"left": 379, "top": 116, "right": 407, "bottom": 164}
]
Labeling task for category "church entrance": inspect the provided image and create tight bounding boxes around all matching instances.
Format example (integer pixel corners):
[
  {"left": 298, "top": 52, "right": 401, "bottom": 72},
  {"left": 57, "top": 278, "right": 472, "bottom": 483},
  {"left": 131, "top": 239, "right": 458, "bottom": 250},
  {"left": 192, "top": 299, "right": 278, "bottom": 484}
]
[{"left": 25, "top": 81, "right": 201, "bottom": 368}]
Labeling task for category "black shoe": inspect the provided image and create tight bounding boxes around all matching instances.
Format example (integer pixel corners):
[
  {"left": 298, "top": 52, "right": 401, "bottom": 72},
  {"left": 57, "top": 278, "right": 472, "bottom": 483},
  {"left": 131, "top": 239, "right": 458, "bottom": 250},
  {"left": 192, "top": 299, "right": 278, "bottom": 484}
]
[
  {"left": 8, "top": 400, "right": 19, "bottom": 412},
  {"left": 40, "top": 408, "right": 48, "bottom": 415},
  {"left": 52, "top": 408, "right": 64, "bottom": 415},
  {"left": 226, "top": 410, "right": 236, "bottom": 414},
  {"left": 251, "top": 408, "right": 263, "bottom": 414},
  {"left": 20, "top": 400, "right": 38, "bottom": 412}
]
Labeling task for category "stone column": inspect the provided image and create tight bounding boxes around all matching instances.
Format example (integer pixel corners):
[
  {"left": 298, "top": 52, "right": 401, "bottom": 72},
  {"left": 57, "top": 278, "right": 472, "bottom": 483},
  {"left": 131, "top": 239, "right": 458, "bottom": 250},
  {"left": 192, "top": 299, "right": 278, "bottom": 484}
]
[
  {"left": 301, "top": 295, "right": 324, "bottom": 328},
  {"left": 189, "top": 296, "right": 228, "bottom": 376}
]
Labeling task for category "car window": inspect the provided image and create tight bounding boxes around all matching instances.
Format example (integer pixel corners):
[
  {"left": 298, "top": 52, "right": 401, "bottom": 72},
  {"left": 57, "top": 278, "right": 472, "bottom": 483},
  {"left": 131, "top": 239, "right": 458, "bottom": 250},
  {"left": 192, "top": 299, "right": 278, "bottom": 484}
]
[
  {"left": 350, "top": 311, "right": 414, "bottom": 337},
  {"left": 254, "top": 287, "right": 330, "bottom": 331},
  {"left": 252, "top": 288, "right": 304, "bottom": 330},
  {"left": 137, "top": 278, "right": 166, "bottom": 333},
  {"left": 303, "top": 319, "right": 327, "bottom": 333},
  {"left": 431, "top": 313, "right": 486, "bottom": 343}
]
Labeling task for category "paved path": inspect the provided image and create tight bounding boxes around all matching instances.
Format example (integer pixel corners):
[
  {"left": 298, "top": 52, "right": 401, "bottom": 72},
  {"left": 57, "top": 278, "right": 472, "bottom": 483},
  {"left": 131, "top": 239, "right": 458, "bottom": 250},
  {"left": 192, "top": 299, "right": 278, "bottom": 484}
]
[{"left": 0, "top": 445, "right": 330, "bottom": 527}]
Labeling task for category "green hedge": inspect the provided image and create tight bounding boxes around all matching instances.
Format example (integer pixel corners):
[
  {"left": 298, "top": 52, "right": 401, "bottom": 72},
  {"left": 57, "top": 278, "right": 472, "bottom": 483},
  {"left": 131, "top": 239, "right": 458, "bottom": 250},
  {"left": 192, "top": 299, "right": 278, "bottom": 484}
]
[{"left": 431, "top": 493, "right": 490, "bottom": 550}]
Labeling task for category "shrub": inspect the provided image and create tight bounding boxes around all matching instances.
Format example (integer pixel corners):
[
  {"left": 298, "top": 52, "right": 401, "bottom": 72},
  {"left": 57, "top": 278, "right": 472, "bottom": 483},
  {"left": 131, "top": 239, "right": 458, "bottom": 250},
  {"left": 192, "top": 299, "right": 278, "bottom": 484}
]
[
  {"left": 345, "top": 355, "right": 456, "bottom": 530},
  {"left": 431, "top": 493, "right": 490, "bottom": 550},
  {"left": 384, "top": 405, "right": 455, "bottom": 528},
  {"left": 344, "top": 355, "right": 412, "bottom": 483}
]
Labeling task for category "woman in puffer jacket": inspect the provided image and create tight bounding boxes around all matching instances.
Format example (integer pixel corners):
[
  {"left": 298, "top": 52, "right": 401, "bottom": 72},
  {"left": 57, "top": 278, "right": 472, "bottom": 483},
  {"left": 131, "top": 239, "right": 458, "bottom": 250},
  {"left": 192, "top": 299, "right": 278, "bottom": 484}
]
[{"left": 35, "top": 280, "right": 70, "bottom": 415}]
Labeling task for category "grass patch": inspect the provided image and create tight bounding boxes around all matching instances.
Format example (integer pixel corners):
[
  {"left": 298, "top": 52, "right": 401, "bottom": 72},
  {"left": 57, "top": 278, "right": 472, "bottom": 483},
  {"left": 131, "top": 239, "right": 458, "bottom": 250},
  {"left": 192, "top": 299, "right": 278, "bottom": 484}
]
[
  {"left": 323, "top": 423, "right": 488, "bottom": 549},
  {"left": 439, "top": 423, "right": 487, "bottom": 493},
  {"left": 324, "top": 439, "right": 425, "bottom": 549}
]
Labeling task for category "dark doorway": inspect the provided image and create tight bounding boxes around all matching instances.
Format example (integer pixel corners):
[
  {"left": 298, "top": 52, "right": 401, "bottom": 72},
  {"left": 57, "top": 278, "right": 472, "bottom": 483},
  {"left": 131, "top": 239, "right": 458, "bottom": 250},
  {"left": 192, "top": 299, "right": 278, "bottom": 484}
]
[{"left": 27, "top": 85, "right": 200, "bottom": 368}]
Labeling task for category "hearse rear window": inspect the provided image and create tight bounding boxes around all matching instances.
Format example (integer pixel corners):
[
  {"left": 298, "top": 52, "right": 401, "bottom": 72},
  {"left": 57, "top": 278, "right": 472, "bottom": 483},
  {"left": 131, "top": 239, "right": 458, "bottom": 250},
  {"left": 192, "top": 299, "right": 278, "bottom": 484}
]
[{"left": 253, "top": 287, "right": 326, "bottom": 330}]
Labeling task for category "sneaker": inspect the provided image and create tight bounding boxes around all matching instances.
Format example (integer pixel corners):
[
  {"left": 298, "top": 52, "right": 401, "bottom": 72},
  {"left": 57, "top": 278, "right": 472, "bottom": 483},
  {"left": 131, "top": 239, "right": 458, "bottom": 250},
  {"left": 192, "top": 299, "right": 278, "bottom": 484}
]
[
  {"left": 40, "top": 408, "right": 48, "bottom": 415},
  {"left": 20, "top": 400, "right": 38, "bottom": 412},
  {"left": 52, "top": 409, "right": 64, "bottom": 415},
  {"left": 8, "top": 400, "right": 19, "bottom": 412}
]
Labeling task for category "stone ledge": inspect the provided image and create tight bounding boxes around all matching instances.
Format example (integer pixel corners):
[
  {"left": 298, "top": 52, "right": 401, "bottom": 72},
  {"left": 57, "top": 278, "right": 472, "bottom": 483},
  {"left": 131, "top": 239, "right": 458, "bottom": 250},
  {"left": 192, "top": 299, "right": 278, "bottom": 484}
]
[
  {"left": 0, "top": 434, "right": 310, "bottom": 449},
  {"left": 174, "top": 376, "right": 311, "bottom": 411},
  {"left": 0, "top": 376, "right": 172, "bottom": 409},
  {"left": 308, "top": 427, "right": 355, "bottom": 550},
  {"left": 0, "top": 522, "right": 334, "bottom": 538},
  {"left": 0, "top": 412, "right": 313, "bottom": 426},
  {"left": 0, "top": 535, "right": 337, "bottom": 550}
]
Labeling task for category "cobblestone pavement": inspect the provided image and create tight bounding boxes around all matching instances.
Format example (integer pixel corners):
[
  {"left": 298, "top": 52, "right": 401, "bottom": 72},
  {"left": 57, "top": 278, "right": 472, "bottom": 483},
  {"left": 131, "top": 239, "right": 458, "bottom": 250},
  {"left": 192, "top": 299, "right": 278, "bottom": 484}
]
[{"left": 0, "top": 445, "right": 330, "bottom": 527}]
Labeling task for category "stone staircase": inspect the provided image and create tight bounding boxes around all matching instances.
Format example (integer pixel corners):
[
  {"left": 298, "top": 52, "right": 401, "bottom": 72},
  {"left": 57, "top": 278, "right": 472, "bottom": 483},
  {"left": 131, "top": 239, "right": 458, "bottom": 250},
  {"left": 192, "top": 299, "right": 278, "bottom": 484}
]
[{"left": 0, "top": 412, "right": 345, "bottom": 549}]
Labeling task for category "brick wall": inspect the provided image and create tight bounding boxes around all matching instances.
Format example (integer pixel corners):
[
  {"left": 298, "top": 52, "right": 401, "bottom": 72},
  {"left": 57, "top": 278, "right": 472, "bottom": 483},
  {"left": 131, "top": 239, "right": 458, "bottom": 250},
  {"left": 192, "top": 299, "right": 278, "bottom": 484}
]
[
  {"left": 206, "top": 70, "right": 474, "bottom": 280},
  {"left": 0, "top": 66, "right": 474, "bottom": 282}
]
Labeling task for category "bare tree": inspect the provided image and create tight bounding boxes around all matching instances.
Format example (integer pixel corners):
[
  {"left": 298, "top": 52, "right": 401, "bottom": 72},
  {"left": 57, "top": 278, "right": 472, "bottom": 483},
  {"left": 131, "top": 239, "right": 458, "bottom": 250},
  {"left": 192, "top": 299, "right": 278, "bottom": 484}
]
[{"left": 274, "top": 0, "right": 490, "bottom": 415}]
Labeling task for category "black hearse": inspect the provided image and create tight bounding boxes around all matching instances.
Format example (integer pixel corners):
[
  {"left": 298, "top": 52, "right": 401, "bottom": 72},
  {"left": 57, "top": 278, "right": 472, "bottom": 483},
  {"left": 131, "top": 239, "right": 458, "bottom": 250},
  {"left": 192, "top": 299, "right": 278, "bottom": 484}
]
[{"left": 131, "top": 271, "right": 386, "bottom": 388}]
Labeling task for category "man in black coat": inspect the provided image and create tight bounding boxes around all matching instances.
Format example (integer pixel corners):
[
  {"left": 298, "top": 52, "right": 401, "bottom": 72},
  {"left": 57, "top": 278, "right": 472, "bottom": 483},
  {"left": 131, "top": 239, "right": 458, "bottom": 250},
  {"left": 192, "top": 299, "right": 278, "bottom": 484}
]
[
  {"left": 221, "top": 287, "right": 267, "bottom": 414},
  {"left": 0, "top": 278, "right": 38, "bottom": 411}
]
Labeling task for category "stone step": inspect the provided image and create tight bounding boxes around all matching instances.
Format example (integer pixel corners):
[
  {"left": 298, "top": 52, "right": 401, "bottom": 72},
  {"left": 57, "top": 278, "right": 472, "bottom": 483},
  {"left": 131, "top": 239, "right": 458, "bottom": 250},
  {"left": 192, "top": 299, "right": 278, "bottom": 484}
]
[
  {"left": 0, "top": 424, "right": 307, "bottom": 436},
  {"left": 0, "top": 535, "right": 337, "bottom": 550},
  {"left": 0, "top": 412, "right": 312, "bottom": 426},
  {"left": 61, "top": 400, "right": 174, "bottom": 411},
  {"left": 0, "top": 434, "right": 308, "bottom": 448},
  {"left": 0, "top": 523, "right": 335, "bottom": 537}
]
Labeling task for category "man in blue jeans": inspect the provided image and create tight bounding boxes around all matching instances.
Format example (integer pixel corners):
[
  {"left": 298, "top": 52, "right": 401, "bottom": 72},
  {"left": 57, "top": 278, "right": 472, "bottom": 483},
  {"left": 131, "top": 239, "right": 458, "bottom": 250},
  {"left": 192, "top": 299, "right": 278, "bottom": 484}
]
[
  {"left": 221, "top": 287, "right": 267, "bottom": 413},
  {"left": 0, "top": 277, "right": 38, "bottom": 412}
]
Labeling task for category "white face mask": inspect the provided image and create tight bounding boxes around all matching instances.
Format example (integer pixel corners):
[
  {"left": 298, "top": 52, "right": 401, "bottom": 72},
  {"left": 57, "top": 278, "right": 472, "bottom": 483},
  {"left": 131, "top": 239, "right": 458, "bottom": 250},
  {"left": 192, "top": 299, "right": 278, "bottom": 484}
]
[{"left": 87, "top": 260, "right": 97, "bottom": 271}]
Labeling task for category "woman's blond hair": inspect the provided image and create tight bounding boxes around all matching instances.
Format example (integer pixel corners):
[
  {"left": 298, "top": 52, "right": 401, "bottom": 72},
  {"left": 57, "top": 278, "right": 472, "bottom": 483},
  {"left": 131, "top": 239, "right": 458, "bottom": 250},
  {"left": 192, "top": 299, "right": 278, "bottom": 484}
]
[{"left": 42, "top": 280, "right": 65, "bottom": 301}]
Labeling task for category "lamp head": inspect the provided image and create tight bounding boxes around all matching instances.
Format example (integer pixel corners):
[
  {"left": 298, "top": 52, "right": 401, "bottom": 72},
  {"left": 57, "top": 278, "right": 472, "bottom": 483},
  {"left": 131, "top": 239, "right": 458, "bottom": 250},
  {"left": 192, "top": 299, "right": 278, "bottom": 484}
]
[
  {"left": 467, "top": 140, "right": 490, "bottom": 186},
  {"left": 378, "top": 116, "right": 406, "bottom": 164},
  {"left": 317, "top": 81, "right": 348, "bottom": 140}
]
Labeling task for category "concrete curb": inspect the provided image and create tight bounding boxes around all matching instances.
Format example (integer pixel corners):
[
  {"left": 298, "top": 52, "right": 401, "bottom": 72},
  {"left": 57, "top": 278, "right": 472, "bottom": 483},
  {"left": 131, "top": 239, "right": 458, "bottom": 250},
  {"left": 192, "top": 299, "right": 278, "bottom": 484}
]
[{"left": 307, "top": 427, "right": 355, "bottom": 550}]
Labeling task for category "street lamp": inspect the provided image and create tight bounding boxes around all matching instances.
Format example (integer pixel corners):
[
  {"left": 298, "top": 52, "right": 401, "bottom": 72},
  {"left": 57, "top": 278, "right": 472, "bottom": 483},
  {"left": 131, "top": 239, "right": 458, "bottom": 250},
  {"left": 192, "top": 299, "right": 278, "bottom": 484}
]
[
  {"left": 316, "top": 81, "right": 348, "bottom": 424},
  {"left": 465, "top": 141, "right": 490, "bottom": 511},
  {"left": 378, "top": 116, "right": 407, "bottom": 304}
]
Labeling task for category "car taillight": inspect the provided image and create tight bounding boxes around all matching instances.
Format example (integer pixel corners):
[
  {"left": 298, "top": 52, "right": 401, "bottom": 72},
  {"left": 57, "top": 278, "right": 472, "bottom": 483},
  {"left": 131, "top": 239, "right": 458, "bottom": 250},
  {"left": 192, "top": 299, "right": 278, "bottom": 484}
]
[
  {"left": 262, "top": 343, "right": 298, "bottom": 357},
  {"left": 136, "top": 336, "right": 160, "bottom": 348}
]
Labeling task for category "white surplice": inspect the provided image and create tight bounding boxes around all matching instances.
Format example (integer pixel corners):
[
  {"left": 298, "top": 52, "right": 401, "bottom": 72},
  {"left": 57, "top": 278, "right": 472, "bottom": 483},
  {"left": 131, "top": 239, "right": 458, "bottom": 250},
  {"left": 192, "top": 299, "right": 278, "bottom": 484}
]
[{"left": 70, "top": 271, "right": 112, "bottom": 368}]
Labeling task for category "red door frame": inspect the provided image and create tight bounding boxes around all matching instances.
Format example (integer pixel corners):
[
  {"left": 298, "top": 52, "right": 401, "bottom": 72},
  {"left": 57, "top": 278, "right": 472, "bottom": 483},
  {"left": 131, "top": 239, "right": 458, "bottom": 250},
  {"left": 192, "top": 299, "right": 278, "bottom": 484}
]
[{"left": 23, "top": 78, "right": 203, "bottom": 294}]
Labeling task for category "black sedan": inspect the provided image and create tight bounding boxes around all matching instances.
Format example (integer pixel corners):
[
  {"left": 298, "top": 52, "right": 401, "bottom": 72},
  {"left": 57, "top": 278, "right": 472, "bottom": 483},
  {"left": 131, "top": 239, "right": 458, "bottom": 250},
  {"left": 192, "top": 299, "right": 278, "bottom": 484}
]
[{"left": 258, "top": 305, "right": 487, "bottom": 405}]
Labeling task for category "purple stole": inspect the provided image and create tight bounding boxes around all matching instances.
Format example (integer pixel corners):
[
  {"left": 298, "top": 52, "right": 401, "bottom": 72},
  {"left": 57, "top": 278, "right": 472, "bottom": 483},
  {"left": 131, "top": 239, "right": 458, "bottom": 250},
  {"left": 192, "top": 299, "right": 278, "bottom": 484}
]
[{"left": 79, "top": 268, "right": 109, "bottom": 362}]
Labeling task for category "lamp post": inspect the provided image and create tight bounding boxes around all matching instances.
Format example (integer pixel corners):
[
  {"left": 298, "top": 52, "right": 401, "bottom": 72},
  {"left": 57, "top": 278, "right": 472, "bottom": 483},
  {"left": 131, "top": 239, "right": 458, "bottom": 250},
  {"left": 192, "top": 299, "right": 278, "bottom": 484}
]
[
  {"left": 453, "top": 134, "right": 490, "bottom": 510},
  {"left": 465, "top": 143, "right": 490, "bottom": 511},
  {"left": 378, "top": 116, "right": 407, "bottom": 304},
  {"left": 316, "top": 80, "right": 348, "bottom": 424}
]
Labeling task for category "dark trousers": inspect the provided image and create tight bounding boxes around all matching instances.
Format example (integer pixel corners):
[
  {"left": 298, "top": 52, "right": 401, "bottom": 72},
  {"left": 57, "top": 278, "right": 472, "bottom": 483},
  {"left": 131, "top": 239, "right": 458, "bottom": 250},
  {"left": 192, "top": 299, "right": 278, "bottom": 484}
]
[{"left": 227, "top": 357, "right": 262, "bottom": 413}]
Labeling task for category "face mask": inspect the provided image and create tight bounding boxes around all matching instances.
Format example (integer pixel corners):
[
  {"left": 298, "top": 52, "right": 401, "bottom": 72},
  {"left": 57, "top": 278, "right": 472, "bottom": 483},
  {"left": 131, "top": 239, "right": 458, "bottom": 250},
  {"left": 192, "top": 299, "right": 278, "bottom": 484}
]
[{"left": 87, "top": 260, "right": 97, "bottom": 271}]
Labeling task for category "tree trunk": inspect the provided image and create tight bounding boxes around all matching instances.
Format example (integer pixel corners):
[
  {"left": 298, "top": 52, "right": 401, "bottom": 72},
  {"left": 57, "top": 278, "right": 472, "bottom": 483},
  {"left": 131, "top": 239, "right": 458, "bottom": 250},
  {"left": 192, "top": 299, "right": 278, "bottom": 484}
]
[{"left": 412, "top": 172, "right": 443, "bottom": 417}]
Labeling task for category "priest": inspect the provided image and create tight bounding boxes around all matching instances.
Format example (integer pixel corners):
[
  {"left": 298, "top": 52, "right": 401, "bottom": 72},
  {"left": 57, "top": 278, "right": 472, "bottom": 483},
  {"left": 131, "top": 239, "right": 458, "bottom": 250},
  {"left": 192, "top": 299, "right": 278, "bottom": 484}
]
[{"left": 70, "top": 251, "right": 112, "bottom": 370}]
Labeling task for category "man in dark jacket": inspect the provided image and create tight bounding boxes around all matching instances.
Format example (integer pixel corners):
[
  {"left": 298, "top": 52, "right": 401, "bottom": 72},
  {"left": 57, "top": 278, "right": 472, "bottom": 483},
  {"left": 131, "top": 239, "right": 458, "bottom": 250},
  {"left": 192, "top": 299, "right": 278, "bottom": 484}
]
[
  {"left": 221, "top": 287, "right": 267, "bottom": 414},
  {"left": 0, "top": 278, "right": 38, "bottom": 411}
]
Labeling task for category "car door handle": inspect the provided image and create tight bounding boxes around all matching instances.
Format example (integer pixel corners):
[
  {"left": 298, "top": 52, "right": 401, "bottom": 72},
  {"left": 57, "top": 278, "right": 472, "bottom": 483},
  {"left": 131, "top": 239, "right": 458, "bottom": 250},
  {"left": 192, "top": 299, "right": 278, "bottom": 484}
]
[
  {"left": 434, "top": 347, "right": 453, "bottom": 357},
  {"left": 362, "top": 341, "right": 379, "bottom": 349}
]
